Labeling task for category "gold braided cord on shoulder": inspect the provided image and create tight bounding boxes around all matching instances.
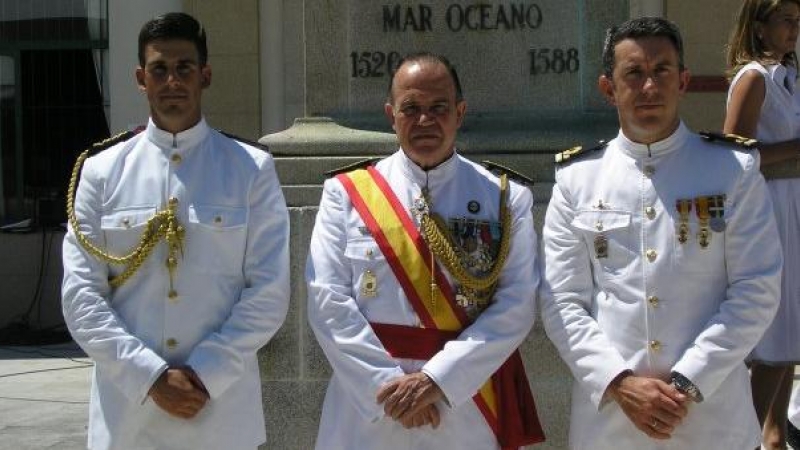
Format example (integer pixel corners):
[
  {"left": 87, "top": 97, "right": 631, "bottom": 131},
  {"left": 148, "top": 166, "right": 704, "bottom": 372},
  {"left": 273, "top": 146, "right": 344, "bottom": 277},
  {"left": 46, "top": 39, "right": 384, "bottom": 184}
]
[
  {"left": 421, "top": 174, "right": 511, "bottom": 292},
  {"left": 66, "top": 133, "right": 185, "bottom": 288}
]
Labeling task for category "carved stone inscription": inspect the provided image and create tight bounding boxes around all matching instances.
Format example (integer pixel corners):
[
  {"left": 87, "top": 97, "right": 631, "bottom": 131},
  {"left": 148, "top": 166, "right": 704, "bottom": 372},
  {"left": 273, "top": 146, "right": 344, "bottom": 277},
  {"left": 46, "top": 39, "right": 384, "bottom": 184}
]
[{"left": 346, "top": 1, "right": 583, "bottom": 113}]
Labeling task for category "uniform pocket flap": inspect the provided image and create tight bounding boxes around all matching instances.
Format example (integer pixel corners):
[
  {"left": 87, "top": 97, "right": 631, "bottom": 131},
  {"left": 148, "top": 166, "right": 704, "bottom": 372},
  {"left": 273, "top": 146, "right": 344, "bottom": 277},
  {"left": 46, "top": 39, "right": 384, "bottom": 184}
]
[
  {"left": 188, "top": 204, "right": 247, "bottom": 229},
  {"left": 344, "top": 238, "right": 384, "bottom": 261},
  {"left": 100, "top": 206, "right": 156, "bottom": 230},
  {"left": 572, "top": 210, "right": 631, "bottom": 232}
]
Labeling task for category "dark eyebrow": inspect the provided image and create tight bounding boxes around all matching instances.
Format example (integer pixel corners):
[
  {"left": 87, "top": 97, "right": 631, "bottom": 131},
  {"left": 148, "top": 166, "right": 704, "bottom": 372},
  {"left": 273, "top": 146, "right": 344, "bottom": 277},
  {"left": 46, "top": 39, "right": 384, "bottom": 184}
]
[
  {"left": 619, "top": 62, "right": 641, "bottom": 71},
  {"left": 146, "top": 58, "right": 199, "bottom": 67}
]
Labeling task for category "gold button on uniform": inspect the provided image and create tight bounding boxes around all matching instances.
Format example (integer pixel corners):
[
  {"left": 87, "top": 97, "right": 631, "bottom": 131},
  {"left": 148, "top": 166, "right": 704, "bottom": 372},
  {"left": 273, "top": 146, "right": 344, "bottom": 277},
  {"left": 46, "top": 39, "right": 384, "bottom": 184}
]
[
  {"left": 645, "top": 206, "right": 656, "bottom": 219},
  {"left": 170, "top": 153, "right": 182, "bottom": 163},
  {"left": 643, "top": 165, "right": 656, "bottom": 177},
  {"left": 649, "top": 340, "right": 662, "bottom": 352},
  {"left": 646, "top": 249, "right": 657, "bottom": 262},
  {"left": 214, "top": 215, "right": 222, "bottom": 224},
  {"left": 365, "top": 248, "right": 374, "bottom": 257},
  {"left": 595, "top": 221, "right": 604, "bottom": 231},
  {"left": 166, "top": 338, "right": 178, "bottom": 349},
  {"left": 648, "top": 295, "right": 659, "bottom": 307},
  {"left": 121, "top": 218, "right": 130, "bottom": 228},
  {"left": 168, "top": 197, "right": 179, "bottom": 206}
]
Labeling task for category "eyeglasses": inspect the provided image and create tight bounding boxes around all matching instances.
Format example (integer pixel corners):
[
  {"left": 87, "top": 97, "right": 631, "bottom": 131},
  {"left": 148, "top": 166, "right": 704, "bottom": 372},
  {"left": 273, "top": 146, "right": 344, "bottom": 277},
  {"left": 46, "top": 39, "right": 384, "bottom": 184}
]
[{"left": 395, "top": 102, "right": 451, "bottom": 118}]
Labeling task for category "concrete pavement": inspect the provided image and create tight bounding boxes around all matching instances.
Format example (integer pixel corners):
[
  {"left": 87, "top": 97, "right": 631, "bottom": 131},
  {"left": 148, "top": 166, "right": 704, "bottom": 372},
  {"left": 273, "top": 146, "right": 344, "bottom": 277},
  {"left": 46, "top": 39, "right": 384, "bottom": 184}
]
[
  {"left": 1, "top": 342, "right": 799, "bottom": 450},
  {"left": 0, "top": 343, "right": 90, "bottom": 450}
]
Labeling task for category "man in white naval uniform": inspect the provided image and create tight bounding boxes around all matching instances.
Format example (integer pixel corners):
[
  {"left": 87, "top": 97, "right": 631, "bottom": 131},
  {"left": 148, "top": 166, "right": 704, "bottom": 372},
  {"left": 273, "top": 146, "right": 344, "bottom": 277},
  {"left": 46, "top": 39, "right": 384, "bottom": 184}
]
[
  {"left": 307, "top": 53, "right": 544, "bottom": 449},
  {"left": 61, "top": 13, "right": 289, "bottom": 450},
  {"left": 540, "top": 17, "right": 782, "bottom": 450}
]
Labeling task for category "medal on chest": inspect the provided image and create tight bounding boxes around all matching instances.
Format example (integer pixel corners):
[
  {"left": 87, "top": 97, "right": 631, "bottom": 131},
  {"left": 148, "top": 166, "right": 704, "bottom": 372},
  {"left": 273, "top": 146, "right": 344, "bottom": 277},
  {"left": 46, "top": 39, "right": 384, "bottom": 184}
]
[
  {"left": 593, "top": 199, "right": 610, "bottom": 259},
  {"left": 418, "top": 176, "right": 512, "bottom": 322},
  {"left": 708, "top": 195, "right": 726, "bottom": 233},
  {"left": 676, "top": 199, "right": 692, "bottom": 244},
  {"left": 695, "top": 196, "right": 712, "bottom": 248},
  {"left": 360, "top": 269, "right": 378, "bottom": 298}
]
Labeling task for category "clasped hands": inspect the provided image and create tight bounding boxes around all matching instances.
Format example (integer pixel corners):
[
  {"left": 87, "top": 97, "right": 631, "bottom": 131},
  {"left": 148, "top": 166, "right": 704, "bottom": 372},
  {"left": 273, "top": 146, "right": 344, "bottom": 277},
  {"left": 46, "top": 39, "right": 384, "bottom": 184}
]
[
  {"left": 606, "top": 372, "right": 691, "bottom": 440},
  {"left": 376, "top": 372, "right": 444, "bottom": 429},
  {"left": 148, "top": 366, "right": 209, "bottom": 419}
]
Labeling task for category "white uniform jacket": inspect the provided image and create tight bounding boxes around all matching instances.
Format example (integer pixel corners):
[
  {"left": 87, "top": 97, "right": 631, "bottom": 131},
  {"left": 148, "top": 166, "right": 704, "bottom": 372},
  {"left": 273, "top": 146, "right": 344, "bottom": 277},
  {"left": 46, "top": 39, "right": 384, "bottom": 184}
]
[
  {"left": 62, "top": 118, "right": 290, "bottom": 450},
  {"left": 306, "top": 150, "right": 538, "bottom": 450},
  {"left": 540, "top": 123, "right": 782, "bottom": 450}
]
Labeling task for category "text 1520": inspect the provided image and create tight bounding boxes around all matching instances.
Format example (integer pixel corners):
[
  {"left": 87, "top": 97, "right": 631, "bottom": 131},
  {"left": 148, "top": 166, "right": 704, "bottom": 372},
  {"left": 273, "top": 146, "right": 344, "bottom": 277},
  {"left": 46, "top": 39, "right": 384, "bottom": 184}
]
[{"left": 350, "top": 51, "right": 403, "bottom": 78}]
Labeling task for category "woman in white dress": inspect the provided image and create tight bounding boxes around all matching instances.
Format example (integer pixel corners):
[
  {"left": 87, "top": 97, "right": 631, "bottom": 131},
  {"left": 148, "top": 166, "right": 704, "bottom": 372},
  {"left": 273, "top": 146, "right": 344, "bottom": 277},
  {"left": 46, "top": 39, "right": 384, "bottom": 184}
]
[{"left": 726, "top": 1, "right": 800, "bottom": 448}]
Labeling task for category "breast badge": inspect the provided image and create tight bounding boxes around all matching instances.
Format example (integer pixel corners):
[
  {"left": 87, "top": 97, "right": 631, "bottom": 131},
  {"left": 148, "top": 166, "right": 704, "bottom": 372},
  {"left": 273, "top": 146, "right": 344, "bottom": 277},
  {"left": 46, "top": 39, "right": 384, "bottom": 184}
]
[
  {"left": 447, "top": 216, "right": 503, "bottom": 320},
  {"left": 708, "top": 194, "right": 726, "bottom": 232},
  {"left": 594, "top": 234, "right": 609, "bottom": 259},
  {"left": 360, "top": 270, "right": 378, "bottom": 298},
  {"left": 676, "top": 199, "right": 692, "bottom": 244},
  {"left": 674, "top": 194, "right": 726, "bottom": 248}
]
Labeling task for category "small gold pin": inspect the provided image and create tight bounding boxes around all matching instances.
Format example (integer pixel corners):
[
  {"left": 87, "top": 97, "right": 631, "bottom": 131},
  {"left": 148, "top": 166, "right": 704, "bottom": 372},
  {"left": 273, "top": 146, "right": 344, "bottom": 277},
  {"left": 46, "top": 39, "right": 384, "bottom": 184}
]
[
  {"left": 360, "top": 270, "right": 378, "bottom": 297},
  {"left": 695, "top": 196, "right": 711, "bottom": 248},
  {"left": 676, "top": 199, "right": 692, "bottom": 244},
  {"left": 594, "top": 234, "right": 608, "bottom": 259}
]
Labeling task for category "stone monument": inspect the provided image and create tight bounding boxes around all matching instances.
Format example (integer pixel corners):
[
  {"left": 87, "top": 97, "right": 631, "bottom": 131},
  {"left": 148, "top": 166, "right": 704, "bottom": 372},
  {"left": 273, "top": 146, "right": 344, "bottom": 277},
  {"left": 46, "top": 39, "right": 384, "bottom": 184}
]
[{"left": 258, "top": 1, "right": 628, "bottom": 448}]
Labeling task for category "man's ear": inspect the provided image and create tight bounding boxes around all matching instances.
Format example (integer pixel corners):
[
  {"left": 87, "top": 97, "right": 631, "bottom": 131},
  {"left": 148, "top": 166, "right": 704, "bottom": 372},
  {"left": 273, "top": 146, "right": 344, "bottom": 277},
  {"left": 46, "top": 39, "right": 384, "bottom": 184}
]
[
  {"left": 678, "top": 68, "right": 691, "bottom": 97},
  {"left": 455, "top": 100, "right": 467, "bottom": 127},
  {"left": 598, "top": 74, "right": 616, "bottom": 105},
  {"left": 384, "top": 103, "right": 397, "bottom": 131},
  {"left": 135, "top": 67, "right": 146, "bottom": 92},
  {"left": 201, "top": 65, "right": 212, "bottom": 89}
]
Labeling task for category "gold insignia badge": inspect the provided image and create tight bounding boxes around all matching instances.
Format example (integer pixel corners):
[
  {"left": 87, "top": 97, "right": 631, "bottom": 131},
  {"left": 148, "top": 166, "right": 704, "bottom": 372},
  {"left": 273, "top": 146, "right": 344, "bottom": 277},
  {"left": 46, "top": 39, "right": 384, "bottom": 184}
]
[
  {"left": 695, "top": 196, "right": 711, "bottom": 248},
  {"left": 594, "top": 234, "right": 609, "bottom": 259},
  {"left": 360, "top": 270, "right": 378, "bottom": 297},
  {"left": 676, "top": 199, "right": 692, "bottom": 244}
]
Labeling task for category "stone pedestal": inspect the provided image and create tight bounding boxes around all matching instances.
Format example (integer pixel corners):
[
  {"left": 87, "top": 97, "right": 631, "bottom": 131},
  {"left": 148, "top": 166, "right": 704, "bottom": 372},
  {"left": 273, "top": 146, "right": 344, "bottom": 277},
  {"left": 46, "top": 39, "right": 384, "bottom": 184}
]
[{"left": 257, "top": 1, "right": 628, "bottom": 448}]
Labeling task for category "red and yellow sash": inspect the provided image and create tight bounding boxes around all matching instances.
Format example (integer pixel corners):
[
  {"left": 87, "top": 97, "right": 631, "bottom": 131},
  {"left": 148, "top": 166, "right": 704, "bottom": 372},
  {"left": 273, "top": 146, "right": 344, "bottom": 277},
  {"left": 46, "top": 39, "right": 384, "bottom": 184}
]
[{"left": 337, "top": 166, "right": 544, "bottom": 448}]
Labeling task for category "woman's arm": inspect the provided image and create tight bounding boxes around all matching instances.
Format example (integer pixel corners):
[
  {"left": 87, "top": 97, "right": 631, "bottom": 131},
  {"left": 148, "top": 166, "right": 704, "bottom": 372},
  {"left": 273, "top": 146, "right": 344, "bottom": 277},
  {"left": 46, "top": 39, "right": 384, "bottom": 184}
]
[{"left": 725, "top": 68, "right": 800, "bottom": 166}]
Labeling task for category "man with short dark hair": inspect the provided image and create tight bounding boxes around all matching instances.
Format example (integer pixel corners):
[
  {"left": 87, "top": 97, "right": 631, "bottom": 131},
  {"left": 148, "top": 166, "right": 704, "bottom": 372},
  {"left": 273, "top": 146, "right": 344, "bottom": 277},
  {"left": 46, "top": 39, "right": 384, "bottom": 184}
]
[
  {"left": 540, "top": 17, "right": 782, "bottom": 449},
  {"left": 62, "top": 12, "right": 289, "bottom": 450},
  {"left": 306, "top": 52, "right": 544, "bottom": 449}
]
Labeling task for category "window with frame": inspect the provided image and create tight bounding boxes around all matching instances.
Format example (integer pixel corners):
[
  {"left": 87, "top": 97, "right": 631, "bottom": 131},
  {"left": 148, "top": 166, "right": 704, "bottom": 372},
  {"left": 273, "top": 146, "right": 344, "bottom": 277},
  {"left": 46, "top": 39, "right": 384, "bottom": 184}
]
[{"left": 0, "top": 0, "right": 109, "bottom": 226}]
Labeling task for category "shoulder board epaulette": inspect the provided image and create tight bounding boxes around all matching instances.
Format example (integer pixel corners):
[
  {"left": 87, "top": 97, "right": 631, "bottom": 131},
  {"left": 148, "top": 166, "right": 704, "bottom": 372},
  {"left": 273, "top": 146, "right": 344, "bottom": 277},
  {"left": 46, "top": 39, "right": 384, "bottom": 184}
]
[
  {"left": 86, "top": 130, "right": 138, "bottom": 157},
  {"left": 324, "top": 157, "right": 383, "bottom": 177},
  {"left": 699, "top": 131, "right": 759, "bottom": 150},
  {"left": 218, "top": 130, "right": 270, "bottom": 152},
  {"left": 554, "top": 140, "right": 608, "bottom": 165},
  {"left": 480, "top": 160, "right": 534, "bottom": 185}
]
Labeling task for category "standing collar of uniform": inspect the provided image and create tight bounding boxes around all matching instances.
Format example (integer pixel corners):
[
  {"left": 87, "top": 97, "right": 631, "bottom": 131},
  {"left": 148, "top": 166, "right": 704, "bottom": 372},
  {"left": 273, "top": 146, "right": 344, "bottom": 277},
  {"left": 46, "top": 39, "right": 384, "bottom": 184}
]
[
  {"left": 145, "top": 116, "right": 210, "bottom": 151},
  {"left": 615, "top": 120, "right": 689, "bottom": 159},
  {"left": 396, "top": 147, "right": 459, "bottom": 188}
]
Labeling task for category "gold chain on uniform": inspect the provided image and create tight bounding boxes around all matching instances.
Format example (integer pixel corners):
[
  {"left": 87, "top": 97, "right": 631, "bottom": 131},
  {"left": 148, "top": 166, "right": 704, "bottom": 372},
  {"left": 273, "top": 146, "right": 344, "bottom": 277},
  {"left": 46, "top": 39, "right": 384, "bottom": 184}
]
[
  {"left": 66, "top": 133, "right": 185, "bottom": 289},
  {"left": 420, "top": 174, "right": 511, "bottom": 294}
]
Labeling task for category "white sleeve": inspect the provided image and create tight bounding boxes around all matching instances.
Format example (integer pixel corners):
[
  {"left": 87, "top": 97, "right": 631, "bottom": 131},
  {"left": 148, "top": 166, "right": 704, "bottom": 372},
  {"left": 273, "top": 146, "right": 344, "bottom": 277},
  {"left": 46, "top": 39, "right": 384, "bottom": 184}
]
[
  {"left": 539, "top": 175, "right": 630, "bottom": 408},
  {"left": 422, "top": 184, "right": 538, "bottom": 407},
  {"left": 186, "top": 155, "right": 291, "bottom": 398},
  {"left": 306, "top": 178, "right": 405, "bottom": 421},
  {"left": 672, "top": 151, "right": 782, "bottom": 398},
  {"left": 61, "top": 157, "right": 168, "bottom": 404}
]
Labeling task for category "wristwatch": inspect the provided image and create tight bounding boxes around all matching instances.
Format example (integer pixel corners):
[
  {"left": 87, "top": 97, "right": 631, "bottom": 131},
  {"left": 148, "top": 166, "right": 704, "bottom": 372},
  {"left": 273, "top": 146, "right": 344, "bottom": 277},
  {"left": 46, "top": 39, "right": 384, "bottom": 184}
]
[{"left": 670, "top": 371, "right": 704, "bottom": 403}]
